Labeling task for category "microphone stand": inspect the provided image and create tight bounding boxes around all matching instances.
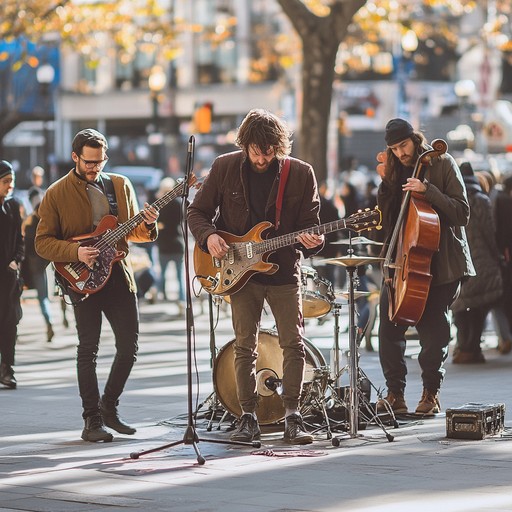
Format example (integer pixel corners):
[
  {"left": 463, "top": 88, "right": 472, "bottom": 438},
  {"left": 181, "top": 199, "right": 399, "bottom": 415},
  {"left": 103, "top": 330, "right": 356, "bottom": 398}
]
[{"left": 130, "top": 136, "right": 258, "bottom": 465}]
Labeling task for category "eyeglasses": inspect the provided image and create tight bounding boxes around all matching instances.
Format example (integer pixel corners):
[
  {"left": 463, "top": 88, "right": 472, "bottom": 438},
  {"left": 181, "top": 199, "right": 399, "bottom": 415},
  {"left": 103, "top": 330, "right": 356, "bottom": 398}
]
[{"left": 78, "top": 156, "right": 109, "bottom": 169}]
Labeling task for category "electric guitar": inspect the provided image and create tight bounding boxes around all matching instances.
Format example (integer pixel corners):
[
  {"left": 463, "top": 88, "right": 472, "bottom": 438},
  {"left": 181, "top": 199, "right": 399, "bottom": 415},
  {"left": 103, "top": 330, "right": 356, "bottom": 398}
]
[
  {"left": 54, "top": 174, "right": 197, "bottom": 295},
  {"left": 193, "top": 207, "right": 382, "bottom": 296}
]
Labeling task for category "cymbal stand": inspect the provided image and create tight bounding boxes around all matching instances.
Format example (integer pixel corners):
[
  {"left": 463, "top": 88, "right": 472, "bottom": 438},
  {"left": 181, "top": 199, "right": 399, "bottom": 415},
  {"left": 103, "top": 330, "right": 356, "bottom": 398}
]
[
  {"left": 330, "top": 301, "right": 343, "bottom": 388},
  {"left": 329, "top": 238, "right": 394, "bottom": 444}
]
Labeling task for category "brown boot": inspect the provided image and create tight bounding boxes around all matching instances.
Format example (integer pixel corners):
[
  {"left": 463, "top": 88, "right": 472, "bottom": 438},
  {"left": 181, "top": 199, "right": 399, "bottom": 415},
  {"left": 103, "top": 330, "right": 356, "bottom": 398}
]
[
  {"left": 376, "top": 391, "right": 408, "bottom": 414},
  {"left": 452, "top": 350, "right": 485, "bottom": 364},
  {"left": 415, "top": 389, "right": 440, "bottom": 416}
]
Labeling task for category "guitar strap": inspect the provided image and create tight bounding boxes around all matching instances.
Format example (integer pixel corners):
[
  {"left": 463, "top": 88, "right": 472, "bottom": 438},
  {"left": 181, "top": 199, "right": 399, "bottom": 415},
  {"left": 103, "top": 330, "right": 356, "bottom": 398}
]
[
  {"left": 275, "top": 158, "right": 290, "bottom": 230},
  {"left": 100, "top": 174, "right": 119, "bottom": 217}
]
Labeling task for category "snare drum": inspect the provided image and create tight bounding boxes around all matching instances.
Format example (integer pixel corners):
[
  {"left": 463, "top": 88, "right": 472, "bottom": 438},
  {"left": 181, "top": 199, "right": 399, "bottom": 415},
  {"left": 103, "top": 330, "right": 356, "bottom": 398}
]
[{"left": 300, "top": 265, "right": 335, "bottom": 318}]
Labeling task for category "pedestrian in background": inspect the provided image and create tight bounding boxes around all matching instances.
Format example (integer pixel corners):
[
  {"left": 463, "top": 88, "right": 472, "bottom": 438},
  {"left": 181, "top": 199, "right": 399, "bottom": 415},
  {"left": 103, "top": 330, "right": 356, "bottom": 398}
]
[
  {"left": 0, "top": 160, "right": 24, "bottom": 389},
  {"left": 155, "top": 177, "right": 186, "bottom": 313},
  {"left": 28, "top": 166, "right": 46, "bottom": 211},
  {"left": 493, "top": 173, "right": 512, "bottom": 355},
  {"left": 451, "top": 162, "right": 503, "bottom": 364},
  {"left": 21, "top": 195, "right": 55, "bottom": 343}
]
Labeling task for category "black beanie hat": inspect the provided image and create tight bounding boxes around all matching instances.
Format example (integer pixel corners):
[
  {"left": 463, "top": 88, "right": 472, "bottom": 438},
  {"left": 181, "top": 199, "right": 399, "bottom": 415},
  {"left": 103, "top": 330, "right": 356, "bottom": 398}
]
[
  {"left": 385, "top": 118, "right": 414, "bottom": 146},
  {"left": 0, "top": 160, "right": 13, "bottom": 179}
]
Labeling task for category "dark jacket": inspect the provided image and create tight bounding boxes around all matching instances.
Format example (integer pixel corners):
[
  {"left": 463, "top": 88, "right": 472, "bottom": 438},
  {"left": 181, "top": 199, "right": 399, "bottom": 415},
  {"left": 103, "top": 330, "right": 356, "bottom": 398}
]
[
  {"left": 451, "top": 175, "right": 502, "bottom": 312},
  {"left": 187, "top": 150, "right": 322, "bottom": 285},
  {"left": 156, "top": 198, "right": 184, "bottom": 255},
  {"left": 0, "top": 197, "right": 24, "bottom": 324},
  {"left": 378, "top": 152, "right": 475, "bottom": 286}
]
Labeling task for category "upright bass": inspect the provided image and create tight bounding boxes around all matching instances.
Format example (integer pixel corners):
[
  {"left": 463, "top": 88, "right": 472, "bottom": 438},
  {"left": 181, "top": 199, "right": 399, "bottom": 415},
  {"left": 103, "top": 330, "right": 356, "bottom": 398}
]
[{"left": 383, "top": 138, "right": 448, "bottom": 325}]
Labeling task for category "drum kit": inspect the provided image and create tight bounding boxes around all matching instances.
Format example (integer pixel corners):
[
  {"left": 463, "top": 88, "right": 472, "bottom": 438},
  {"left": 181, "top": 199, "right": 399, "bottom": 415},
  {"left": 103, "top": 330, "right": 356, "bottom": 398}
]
[{"left": 202, "top": 236, "right": 395, "bottom": 444}]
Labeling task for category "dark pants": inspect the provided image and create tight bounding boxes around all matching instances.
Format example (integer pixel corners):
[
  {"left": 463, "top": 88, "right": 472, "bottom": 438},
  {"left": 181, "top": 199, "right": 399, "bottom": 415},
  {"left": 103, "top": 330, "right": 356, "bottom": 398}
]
[
  {"left": 0, "top": 268, "right": 22, "bottom": 367},
  {"left": 453, "top": 306, "right": 491, "bottom": 353},
  {"left": 73, "top": 264, "right": 139, "bottom": 419},
  {"left": 379, "top": 280, "right": 460, "bottom": 394}
]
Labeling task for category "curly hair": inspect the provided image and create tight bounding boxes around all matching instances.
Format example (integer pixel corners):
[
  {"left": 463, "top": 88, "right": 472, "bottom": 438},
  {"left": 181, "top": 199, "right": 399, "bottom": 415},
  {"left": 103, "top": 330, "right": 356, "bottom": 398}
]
[{"left": 235, "top": 109, "right": 292, "bottom": 159}]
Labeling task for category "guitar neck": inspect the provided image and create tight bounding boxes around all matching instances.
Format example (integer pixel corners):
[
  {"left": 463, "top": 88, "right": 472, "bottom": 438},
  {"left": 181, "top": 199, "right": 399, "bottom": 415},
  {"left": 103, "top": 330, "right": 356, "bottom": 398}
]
[
  {"left": 254, "top": 218, "right": 350, "bottom": 254},
  {"left": 107, "top": 179, "right": 186, "bottom": 244}
]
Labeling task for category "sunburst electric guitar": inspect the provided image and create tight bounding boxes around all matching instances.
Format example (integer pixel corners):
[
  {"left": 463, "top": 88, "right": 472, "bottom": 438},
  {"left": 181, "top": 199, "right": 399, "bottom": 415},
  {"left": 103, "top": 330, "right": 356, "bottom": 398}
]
[
  {"left": 55, "top": 174, "right": 198, "bottom": 295},
  {"left": 193, "top": 207, "right": 382, "bottom": 296}
]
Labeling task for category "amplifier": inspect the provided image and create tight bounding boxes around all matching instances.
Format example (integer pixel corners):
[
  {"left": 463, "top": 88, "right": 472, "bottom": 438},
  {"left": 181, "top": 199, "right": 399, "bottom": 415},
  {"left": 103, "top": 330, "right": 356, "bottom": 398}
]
[{"left": 446, "top": 402, "right": 505, "bottom": 440}]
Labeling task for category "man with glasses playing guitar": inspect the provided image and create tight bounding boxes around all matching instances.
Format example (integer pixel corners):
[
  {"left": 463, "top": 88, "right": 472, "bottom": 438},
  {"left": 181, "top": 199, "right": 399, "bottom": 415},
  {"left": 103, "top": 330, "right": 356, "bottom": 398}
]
[{"left": 35, "top": 129, "right": 159, "bottom": 442}]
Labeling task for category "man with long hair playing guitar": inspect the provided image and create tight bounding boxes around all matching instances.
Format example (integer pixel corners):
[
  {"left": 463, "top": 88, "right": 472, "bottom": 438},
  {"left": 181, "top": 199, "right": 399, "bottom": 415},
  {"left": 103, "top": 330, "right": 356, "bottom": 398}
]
[
  {"left": 35, "top": 129, "right": 159, "bottom": 442},
  {"left": 188, "top": 109, "right": 324, "bottom": 445}
]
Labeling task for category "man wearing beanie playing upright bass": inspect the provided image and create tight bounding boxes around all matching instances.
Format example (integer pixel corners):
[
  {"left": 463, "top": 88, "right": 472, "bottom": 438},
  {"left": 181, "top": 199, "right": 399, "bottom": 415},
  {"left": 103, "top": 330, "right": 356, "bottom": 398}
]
[{"left": 375, "top": 118, "right": 474, "bottom": 416}]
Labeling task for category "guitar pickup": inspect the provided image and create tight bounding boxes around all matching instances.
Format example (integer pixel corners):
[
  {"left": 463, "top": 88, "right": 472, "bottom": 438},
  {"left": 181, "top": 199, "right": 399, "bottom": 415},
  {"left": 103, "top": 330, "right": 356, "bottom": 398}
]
[
  {"left": 244, "top": 243, "right": 253, "bottom": 260},
  {"left": 64, "top": 263, "right": 80, "bottom": 279}
]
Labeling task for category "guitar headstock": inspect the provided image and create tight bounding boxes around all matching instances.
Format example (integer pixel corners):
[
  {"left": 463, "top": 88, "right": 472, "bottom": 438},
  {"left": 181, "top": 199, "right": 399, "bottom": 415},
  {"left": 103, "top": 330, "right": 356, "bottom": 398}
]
[{"left": 345, "top": 206, "right": 382, "bottom": 233}]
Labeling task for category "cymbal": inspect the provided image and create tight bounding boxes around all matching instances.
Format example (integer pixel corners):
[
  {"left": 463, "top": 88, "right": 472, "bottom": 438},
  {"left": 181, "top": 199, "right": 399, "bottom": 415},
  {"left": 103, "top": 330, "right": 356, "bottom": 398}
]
[
  {"left": 320, "top": 256, "right": 385, "bottom": 267},
  {"left": 335, "top": 290, "right": 371, "bottom": 300},
  {"left": 332, "top": 236, "right": 383, "bottom": 246}
]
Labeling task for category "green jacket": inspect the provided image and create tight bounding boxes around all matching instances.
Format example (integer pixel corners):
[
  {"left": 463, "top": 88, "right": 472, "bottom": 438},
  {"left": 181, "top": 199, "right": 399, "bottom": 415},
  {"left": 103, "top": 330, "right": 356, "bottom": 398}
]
[{"left": 35, "top": 170, "right": 157, "bottom": 293}]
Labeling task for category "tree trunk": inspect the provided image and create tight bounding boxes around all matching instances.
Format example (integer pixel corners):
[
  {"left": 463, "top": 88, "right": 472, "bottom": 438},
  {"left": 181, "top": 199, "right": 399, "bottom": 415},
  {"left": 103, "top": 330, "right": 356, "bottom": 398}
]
[{"left": 277, "top": 0, "right": 366, "bottom": 184}]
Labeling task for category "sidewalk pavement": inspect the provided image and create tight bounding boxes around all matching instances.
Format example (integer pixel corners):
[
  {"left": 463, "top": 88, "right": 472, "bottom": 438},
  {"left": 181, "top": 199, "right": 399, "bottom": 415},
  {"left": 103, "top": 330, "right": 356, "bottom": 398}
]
[{"left": 2, "top": 293, "right": 512, "bottom": 512}]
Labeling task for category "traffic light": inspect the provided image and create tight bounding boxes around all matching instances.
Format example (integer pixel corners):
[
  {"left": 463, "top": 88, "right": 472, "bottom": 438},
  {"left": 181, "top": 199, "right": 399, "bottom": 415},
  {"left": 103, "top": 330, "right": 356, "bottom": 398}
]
[{"left": 194, "top": 102, "right": 213, "bottom": 133}]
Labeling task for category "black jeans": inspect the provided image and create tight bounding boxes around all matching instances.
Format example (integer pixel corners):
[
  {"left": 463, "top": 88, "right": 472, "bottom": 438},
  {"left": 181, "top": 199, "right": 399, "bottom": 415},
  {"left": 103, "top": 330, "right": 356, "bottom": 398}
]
[
  {"left": 73, "top": 264, "right": 139, "bottom": 419},
  {"left": 0, "top": 268, "right": 22, "bottom": 367},
  {"left": 379, "top": 280, "right": 460, "bottom": 394}
]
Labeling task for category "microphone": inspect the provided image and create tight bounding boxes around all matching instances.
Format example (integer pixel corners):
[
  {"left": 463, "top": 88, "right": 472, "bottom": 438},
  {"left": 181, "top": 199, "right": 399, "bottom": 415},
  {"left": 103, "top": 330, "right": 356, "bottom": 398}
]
[
  {"left": 264, "top": 376, "right": 282, "bottom": 392},
  {"left": 182, "top": 135, "right": 195, "bottom": 199}
]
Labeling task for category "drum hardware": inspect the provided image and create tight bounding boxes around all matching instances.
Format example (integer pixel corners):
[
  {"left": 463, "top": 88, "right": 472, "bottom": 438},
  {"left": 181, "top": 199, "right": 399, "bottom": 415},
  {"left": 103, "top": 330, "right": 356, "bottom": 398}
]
[
  {"left": 299, "top": 366, "right": 334, "bottom": 439},
  {"left": 332, "top": 236, "right": 384, "bottom": 246},
  {"left": 334, "top": 290, "right": 372, "bottom": 301},
  {"left": 324, "top": 238, "right": 393, "bottom": 444},
  {"left": 320, "top": 255, "right": 385, "bottom": 267}
]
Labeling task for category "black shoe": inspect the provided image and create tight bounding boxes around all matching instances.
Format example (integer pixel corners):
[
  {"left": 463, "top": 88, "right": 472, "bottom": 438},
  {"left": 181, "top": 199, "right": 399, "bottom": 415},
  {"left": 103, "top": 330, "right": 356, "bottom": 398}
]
[
  {"left": 0, "top": 363, "right": 17, "bottom": 389},
  {"left": 81, "top": 415, "right": 113, "bottom": 442},
  {"left": 230, "top": 413, "right": 261, "bottom": 442},
  {"left": 100, "top": 399, "right": 136, "bottom": 435},
  {"left": 283, "top": 413, "right": 313, "bottom": 445}
]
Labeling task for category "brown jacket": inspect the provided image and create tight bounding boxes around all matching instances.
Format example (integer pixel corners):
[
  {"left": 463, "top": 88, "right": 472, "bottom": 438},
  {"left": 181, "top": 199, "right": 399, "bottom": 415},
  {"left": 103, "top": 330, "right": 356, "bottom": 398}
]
[
  {"left": 35, "top": 170, "right": 157, "bottom": 292},
  {"left": 188, "top": 151, "right": 322, "bottom": 285}
]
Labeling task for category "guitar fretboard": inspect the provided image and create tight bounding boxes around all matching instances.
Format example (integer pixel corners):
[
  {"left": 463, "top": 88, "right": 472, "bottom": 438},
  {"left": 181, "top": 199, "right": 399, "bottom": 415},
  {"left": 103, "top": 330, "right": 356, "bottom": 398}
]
[
  {"left": 99, "top": 178, "right": 186, "bottom": 249},
  {"left": 255, "top": 218, "right": 351, "bottom": 254}
]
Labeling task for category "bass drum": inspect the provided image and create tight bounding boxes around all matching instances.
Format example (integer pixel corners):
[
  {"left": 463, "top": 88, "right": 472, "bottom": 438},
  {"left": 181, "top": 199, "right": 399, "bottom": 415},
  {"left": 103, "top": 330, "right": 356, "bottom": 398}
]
[{"left": 213, "top": 329, "right": 327, "bottom": 425}]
